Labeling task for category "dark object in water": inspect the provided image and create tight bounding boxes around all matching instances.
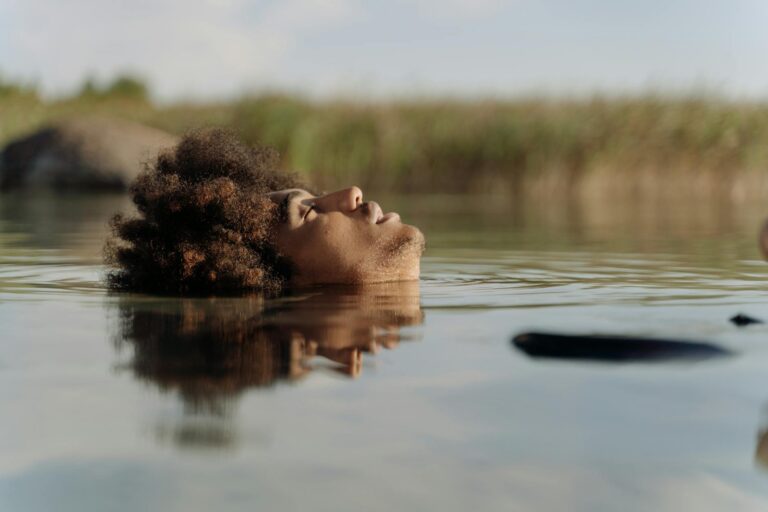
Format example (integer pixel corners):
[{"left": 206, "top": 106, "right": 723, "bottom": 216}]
[
  {"left": 512, "top": 332, "right": 731, "bottom": 362},
  {"left": 0, "top": 117, "right": 178, "bottom": 190},
  {"left": 730, "top": 313, "right": 763, "bottom": 327},
  {"left": 756, "top": 427, "right": 768, "bottom": 470}
]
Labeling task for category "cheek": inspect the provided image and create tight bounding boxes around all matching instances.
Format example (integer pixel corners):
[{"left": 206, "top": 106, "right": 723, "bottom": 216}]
[
  {"left": 279, "top": 222, "right": 355, "bottom": 273},
  {"left": 304, "top": 224, "right": 360, "bottom": 265},
  {"left": 306, "top": 221, "right": 380, "bottom": 274},
  {"left": 277, "top": 217, "right": 387, "bottom": 282}
]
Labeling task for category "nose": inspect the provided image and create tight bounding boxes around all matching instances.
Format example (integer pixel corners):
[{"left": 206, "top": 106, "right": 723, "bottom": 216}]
[{"left": 314, "top": 186, "right": 363, "bottom": 213}]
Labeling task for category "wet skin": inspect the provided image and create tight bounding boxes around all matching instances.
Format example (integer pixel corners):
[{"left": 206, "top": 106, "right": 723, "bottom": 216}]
[{"left": 268, "top": 186, "right": 425, "bottom": 285}]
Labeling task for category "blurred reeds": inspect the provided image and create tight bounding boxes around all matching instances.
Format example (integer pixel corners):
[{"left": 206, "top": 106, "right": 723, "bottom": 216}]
[{"left": 3, "top": 75, "right": 768, "bottom": 196}]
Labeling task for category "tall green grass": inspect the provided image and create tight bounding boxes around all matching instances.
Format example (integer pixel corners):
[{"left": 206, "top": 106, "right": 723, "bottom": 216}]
[{"left": 3, "top": 77, "right": 768, "bottom": 195}]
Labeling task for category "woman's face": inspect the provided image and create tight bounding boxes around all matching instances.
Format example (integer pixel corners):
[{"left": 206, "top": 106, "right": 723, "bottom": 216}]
[{"left": 268, "top": 186, "right": 424, "bottom": 285}]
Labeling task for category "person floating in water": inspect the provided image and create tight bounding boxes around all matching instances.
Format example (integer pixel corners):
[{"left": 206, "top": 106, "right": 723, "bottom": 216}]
[{"left": 106, "top": 129, "right": 425, "bottom": 294}]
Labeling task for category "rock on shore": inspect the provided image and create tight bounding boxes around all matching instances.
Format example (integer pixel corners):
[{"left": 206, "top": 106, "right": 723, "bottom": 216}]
[{"left": 0, "top": 117, "right": 178, "bottom": 190}]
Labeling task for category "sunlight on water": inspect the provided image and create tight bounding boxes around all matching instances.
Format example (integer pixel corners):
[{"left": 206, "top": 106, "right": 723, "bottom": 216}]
[{"left": 3, "top": 192, "right": 768, "bottom": 512}]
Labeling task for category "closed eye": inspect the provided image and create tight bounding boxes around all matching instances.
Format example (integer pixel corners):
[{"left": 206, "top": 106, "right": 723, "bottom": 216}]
[{"left": 303, "top": 203, "right": 317, "bottom": 221}]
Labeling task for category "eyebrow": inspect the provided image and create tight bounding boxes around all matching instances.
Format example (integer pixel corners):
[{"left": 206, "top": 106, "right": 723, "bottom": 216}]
[{"left": 277, "top": 190, "right": 304, "bottom": 223}]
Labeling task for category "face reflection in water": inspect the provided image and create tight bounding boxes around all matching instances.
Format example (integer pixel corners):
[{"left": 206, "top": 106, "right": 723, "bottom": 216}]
[{"left": 111, "top": 281, "right": 423, "bottom": 447}]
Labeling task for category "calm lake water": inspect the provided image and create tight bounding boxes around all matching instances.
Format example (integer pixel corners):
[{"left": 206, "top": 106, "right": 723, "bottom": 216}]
[{"left": 3, "top": 192, "right": 768, "bottom": 511}]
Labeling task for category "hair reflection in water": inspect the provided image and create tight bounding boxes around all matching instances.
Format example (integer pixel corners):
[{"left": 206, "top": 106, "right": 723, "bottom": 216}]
[{"left": 112, "top": 282, "right": 423, "bottom": 414}]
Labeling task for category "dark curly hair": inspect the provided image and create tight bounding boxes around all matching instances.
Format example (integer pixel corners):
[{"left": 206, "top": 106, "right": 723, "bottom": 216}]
[{"left": 105, "top": 129, "right": 305, "bottom": 294}]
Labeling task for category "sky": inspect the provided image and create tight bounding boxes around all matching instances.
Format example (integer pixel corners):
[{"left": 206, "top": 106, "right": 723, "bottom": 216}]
[{"left": 1, "top": 0, "right": 767, "bottom": 101}]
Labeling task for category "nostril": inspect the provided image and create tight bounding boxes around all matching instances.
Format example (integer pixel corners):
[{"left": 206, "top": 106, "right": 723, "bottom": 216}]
[{"left": 349, "top": 186, "right": 363, "bottom": 209}]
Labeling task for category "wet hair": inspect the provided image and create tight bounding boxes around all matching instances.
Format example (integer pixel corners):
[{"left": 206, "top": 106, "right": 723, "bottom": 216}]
[{"left": 105, "top": 129, "right": 304, "bottom": 294}]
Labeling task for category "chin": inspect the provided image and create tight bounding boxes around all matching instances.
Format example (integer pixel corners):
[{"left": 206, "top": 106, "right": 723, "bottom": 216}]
[
  {"left": 386, "top": 224, "right": 424, "bottom": 281},
  {"left": 401, "top": 223, "right": 425, "bottom": 251}
]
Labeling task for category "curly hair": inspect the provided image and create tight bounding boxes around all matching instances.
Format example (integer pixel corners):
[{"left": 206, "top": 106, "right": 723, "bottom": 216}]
[{"left": 105, "top": 129, "right": 305, "bottom": 294}]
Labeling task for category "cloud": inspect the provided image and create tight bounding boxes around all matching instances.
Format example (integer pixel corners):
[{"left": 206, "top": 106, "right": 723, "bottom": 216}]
[
  {"left": 2, "top": 0, "right": 361, "bottom": 99},
  {"left": 410, "top": 0, "right": 506, "bottom": 20},
  {"left": 3, "top": 0, "right": 768, "bottom": 100}
]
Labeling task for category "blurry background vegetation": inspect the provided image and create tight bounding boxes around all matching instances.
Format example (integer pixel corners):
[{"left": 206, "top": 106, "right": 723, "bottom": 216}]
[{"left": 3, "top": 73, "right": 768, "bottom": 196}]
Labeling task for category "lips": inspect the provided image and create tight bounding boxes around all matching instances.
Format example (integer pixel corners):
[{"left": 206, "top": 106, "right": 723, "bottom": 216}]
[
  {"left": 366, "top": 201, "right": 400, "bottom": 225},
  {"left": 377, "top": 212, "right": 401, "bottom": 224}
]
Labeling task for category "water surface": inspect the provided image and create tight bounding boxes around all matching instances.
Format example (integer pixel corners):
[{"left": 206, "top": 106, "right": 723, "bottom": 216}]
[{"left": 3, "top": 192, "right": 768, "bottom": 512}]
